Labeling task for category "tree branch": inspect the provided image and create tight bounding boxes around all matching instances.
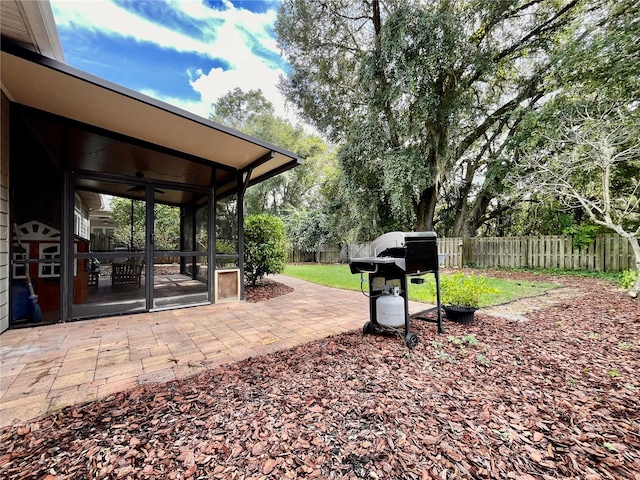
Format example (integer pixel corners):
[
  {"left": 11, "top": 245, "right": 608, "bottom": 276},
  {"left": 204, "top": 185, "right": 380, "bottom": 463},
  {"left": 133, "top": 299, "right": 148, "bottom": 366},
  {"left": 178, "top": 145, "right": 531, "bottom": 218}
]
[{"left": 455, "top": 80, "right": 544, "bottom": 160}]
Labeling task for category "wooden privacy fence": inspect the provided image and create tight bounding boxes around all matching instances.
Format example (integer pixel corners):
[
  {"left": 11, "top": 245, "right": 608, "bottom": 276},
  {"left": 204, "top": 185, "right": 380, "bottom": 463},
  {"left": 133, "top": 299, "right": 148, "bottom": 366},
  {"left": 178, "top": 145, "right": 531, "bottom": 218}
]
[
  {"left": 450, "top": 234, "right": 635, "bottom": 272},
  {"left": 290, "top": 234, "right": 635, "bottom": 272}
]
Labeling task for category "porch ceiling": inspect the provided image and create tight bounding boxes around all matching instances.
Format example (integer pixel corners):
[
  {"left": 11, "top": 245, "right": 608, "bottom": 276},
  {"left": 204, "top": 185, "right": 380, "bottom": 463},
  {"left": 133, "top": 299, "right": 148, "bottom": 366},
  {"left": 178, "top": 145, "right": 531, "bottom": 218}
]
[{"left": 1, "top": 44, "right": 302, "bottom": 192}]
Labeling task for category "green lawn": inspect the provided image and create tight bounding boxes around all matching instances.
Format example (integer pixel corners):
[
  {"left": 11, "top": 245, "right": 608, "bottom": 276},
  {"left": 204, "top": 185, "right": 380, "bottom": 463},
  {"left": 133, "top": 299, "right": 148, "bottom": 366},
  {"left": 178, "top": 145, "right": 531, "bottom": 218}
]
[{"left": 283, "top": 264, "right": 558, "bottom": 307}]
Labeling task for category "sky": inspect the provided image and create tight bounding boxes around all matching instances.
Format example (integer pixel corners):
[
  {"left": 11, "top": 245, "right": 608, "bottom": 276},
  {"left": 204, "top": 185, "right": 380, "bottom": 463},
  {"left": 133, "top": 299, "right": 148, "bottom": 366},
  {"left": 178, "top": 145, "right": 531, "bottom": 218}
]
[{"left": 50, "top": 0, "right": 291, "bottom": 122}]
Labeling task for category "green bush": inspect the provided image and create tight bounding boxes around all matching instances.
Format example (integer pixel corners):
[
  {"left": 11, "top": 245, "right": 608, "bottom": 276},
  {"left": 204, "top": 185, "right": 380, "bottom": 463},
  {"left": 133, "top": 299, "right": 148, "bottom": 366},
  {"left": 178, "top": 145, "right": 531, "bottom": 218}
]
[
  {"left": 620, "top": 269, "right": 638, "bottom": 290},
  {"left": 244, "top": 214, "right": 287, "bottom": 286},
  {"left": 562, "top": 223, "right": 598, "bottom": 250},
  {"left": 438, "top": 272, "right": 498, "bottom": 308},
  {"left": 216, "top": 240, "right": 237, "bottom": 255}
]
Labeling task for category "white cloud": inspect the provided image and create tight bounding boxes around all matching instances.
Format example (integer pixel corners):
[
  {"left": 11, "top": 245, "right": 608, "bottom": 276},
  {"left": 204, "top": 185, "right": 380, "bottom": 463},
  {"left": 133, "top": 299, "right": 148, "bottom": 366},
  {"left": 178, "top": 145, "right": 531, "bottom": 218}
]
[
  {"left": 50, "top": 0, "right": 292, "bottom": 121},
  {"left": 139, "top": 88, "right": 211, "bottom": 118}
]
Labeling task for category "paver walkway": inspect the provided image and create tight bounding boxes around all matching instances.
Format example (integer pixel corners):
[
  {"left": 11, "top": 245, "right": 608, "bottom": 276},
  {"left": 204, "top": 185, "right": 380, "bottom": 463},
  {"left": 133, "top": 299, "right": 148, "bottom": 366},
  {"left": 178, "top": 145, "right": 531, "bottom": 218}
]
[{"left": 0, "top": 275, "right": 430, "bottom": 428}]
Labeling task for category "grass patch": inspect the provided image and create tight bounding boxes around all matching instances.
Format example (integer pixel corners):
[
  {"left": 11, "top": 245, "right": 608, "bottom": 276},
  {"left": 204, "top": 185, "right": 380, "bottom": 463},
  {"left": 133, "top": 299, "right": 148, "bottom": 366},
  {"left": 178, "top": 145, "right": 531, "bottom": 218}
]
[{"left": 284, "top": 264, "right": 558, "bottom": 307}]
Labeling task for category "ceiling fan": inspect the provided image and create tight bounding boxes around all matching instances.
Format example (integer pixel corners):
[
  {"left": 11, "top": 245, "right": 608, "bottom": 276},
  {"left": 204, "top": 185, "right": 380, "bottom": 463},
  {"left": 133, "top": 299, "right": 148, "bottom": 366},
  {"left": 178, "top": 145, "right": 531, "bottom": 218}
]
[{"left": 126, "top": 172, "right": 165, "bottom": 194}]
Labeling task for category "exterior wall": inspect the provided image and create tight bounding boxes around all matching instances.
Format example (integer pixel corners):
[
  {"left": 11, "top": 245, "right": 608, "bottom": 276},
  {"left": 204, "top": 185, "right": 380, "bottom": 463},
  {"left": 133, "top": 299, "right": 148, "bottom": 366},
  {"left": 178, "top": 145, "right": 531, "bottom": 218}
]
[{"left": 1, "top": 92, "right": 10, "bottom": 332}]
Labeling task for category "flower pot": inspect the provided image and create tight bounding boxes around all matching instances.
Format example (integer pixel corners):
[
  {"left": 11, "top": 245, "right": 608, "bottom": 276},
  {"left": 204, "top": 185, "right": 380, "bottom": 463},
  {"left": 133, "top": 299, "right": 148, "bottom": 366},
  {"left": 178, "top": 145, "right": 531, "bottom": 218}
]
[{"left": 443, "top": 305, "right": 477, "bottom": 324}]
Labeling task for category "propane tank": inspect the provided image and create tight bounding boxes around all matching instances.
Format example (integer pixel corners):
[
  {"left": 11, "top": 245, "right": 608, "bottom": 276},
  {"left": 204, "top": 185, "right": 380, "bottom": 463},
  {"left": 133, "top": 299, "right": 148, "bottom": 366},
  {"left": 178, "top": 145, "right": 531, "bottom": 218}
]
[{"left": 376, "top": 286, "right": 405, "bottom": 328}]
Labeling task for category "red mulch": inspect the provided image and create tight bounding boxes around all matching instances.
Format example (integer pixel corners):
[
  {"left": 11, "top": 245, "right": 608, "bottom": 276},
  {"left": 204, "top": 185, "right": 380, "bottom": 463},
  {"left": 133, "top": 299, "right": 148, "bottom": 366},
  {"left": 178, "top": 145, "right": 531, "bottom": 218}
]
[
  {"left": 1, "top": 273, "right": 639, "bottom": 480},
  {"left": 244, "top": 278, "right": 294, "bottom": 303}
]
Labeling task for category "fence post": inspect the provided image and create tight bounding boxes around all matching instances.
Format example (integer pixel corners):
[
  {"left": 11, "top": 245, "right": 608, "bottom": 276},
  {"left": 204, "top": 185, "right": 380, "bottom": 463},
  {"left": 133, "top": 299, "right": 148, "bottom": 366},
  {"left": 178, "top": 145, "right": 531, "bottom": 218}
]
[{"left": 596, "top": 235, "right": 603, "bottom": 271}]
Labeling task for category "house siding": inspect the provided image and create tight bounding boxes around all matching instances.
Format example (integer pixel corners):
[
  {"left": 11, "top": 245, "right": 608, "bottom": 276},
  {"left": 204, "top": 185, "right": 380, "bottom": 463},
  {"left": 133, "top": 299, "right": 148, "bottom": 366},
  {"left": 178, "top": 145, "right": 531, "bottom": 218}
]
[{"left": 0, "top": 92, "right": 10, "bottom": 332}]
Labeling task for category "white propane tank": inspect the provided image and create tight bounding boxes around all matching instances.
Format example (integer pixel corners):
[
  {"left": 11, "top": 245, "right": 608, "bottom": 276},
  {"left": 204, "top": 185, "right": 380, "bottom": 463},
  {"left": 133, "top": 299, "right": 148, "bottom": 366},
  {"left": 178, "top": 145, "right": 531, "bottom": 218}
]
[{"left": 376, "top": 287, "right": 405, "bottom": 328}]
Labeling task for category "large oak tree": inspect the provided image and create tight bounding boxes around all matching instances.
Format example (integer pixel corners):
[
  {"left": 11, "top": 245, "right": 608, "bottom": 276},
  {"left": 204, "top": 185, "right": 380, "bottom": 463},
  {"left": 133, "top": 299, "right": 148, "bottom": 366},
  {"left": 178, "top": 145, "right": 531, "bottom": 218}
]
[{"left": 276, "top": 0, "right": 583, "bottom": 236}]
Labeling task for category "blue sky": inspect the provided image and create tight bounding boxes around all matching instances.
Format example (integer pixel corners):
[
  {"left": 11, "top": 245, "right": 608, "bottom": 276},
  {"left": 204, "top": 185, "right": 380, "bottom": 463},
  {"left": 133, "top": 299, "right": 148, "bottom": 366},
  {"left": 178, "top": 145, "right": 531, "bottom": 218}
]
[{"left": 50, "top": 0, "right": 290, "bottom": 120}]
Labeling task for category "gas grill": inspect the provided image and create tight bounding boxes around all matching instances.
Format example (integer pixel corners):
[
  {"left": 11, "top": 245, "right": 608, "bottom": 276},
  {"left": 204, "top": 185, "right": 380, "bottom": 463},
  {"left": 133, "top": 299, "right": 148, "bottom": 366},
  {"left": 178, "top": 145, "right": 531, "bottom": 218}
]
[{"left": 349, "top": 231, "right": 445, "bottom": 348}]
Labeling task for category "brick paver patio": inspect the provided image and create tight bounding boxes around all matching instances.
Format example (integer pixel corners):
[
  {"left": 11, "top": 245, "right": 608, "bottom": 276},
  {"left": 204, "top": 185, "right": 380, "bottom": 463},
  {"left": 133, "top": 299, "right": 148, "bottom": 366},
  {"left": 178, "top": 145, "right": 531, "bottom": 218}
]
[{"left": 0, "top": 275, "right": 431, "bottom": 428}]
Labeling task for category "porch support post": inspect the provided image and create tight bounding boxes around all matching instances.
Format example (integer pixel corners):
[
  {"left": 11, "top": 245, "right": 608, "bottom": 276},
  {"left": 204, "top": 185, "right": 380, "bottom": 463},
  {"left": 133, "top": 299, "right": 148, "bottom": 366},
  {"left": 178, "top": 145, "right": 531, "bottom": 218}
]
[
  {"left": 190, "top": 201, "right": 197, "bottom": 280},
  {"left": 237, "top": 172, "right": 245, "bottom": 300},
  {"left": 61, "top": 169, "right": 72, "bottom": 322},
  {"left": 179, "top": 204, "right": 186, "bottom": 275},
  {"left": 208, "top": 183, "right": 215, "bottom": 303},
  {"left": 144, "top": 184, "right": 153, "bottom": 307},
  {"left": 60, "top": 129, "right": 71, "bottom": 322}
]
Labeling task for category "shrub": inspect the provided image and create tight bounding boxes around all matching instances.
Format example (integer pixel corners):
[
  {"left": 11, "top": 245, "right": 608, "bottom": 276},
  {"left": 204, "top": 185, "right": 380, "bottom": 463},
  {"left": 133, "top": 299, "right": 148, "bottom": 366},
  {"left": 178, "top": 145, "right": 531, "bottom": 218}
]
[
  {"left": 620, "top": 269, "right": 638, "bottom": 290},
  {"left": 438, "top": 272, "right": 498, "bottom": 308},
  {"left": 216, "top": 240, "right": 237, "bottom": 255},
  {"left": 244, "top": 214, "right": 287, "bottom": 286}
]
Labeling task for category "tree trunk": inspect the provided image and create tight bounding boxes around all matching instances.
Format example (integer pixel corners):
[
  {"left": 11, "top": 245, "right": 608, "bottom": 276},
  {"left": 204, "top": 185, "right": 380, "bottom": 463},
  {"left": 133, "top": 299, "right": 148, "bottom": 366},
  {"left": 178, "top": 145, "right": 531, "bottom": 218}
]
[
  {"left": 466, "top": 191, "right": 493, "bottom": 236},
  {"left": 451, "top": 189, "right": 470, "bottom": 237},
  {"left": 414, "top": 186, "right": 438, "bottom": 231},
  {"left": 452, "top": 190, "right": 492, "bottom": 238}
]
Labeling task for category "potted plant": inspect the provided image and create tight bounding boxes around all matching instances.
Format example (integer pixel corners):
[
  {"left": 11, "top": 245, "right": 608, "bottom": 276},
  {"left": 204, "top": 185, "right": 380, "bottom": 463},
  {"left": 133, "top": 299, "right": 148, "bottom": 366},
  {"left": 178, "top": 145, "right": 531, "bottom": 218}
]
[{"left": 438, "top": 272, "right": 498, "bottom": 324}]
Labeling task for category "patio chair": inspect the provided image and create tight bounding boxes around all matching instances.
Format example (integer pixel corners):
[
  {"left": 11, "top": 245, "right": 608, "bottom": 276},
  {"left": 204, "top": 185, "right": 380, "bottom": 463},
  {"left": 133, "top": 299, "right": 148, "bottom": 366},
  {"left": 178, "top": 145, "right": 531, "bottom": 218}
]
[{"left": 111, "top": 258, "right": 143, "bottom": 288}]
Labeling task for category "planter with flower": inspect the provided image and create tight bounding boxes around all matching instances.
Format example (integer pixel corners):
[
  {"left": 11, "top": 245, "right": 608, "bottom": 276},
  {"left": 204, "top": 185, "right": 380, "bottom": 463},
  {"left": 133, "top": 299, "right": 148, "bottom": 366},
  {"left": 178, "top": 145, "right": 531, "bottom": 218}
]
[{"left": 439, "top": 272, "right": 498, "bottom": 324}]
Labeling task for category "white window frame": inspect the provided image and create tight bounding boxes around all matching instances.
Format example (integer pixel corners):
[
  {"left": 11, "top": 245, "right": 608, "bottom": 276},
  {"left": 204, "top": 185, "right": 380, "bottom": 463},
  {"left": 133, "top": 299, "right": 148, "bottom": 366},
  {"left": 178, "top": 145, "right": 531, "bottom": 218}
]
[
  {"left": 38, "top": 243, "right": 77, "bottom": 278},
  {"left": 12, "top": 243, "right": 29, "bottom": 279}
]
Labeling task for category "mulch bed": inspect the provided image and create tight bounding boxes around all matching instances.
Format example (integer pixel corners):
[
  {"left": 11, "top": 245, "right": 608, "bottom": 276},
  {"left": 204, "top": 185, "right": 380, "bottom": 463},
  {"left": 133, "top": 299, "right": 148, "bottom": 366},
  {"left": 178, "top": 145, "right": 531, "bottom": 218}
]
[
  {"left": 244, "top": 278, "right": 294, "bottom": 303},
  {"left": 1, "top": 273, "right": 639, "bottom": 479}
]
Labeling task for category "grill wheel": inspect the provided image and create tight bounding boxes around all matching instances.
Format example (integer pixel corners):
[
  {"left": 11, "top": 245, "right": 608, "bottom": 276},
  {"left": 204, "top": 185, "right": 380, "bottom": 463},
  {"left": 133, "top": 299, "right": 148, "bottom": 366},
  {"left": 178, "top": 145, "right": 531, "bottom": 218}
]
[{"left": 405, "top": 333, "right": 418, "bottom": 349}]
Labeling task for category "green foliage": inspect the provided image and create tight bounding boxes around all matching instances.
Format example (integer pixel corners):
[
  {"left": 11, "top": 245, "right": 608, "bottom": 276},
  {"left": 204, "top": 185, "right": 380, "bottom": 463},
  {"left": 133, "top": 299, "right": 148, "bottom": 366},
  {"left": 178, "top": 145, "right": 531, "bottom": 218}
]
[
  {"left": 476, "top": 354, "right": 490, "bottom": 367},
  {"left": 618, "top": 341, "right": 633, "bottom": 350},
  {"left": 562, "top": 223, "right": 598, "bottom": 250},
  {"left": 244, "top": 214, "right": 287, "bottom": 286},
  {"left": 211, "top": 88, "right": 333, "bottom": 216},
  {"left": 448, "top": 334, "right": 479, "bottom": 347},
  {"left": 493, "top": 430, "right": 510, "bottom": 442},
  {"left": 285, "top": 207, "right": 336, "bottom": 252},
  {"left": 110, "top": 198, "right": 145, "bottom": 250},
  {"left": 546, "top": 0, "right": 640, "bottom": 105},
  {"left": 210, "top": 87, "right": 274, "bottom": 131},
  {"left": 277, "top": 0, "right": 640, "bottom": 239},
  {"left": 511, "top": 104, "right": 640, "bottom": 288},
  {"left": 109, "top": 198, "right": 180, "bottom": 251},
  {"left": 439, "top": 272, "right": 498, "bottom": 308},
  {"left": 210, "top": 88, "right": 342, "bottom": 248},
  {"left": 216, "top": 240, "right": 237, "bottom": 255},
  {"left": 620, "top": 270, "right": 638, "bottom": 290},
  {"left": 603, "top": 442, "right": 617, "bottom": 453},
  {"left": 277, "top": 0, "right": 584, "bottom": 234}
]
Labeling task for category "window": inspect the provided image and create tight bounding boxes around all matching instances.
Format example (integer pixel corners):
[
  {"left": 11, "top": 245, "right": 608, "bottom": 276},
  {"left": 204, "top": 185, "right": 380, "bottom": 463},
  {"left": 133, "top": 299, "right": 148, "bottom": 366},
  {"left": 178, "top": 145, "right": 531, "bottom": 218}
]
[
  {"left": 38, "top": 243, "right": 77, "bottom": 277},
  {"left": 74, "top": 201, "right": 90, "bottom": 240},
  {"left": 39, "top": 244, "right": 60, "bottom": 278},
  {"left": 12, "top": 243, "right": 29, "bottom": 279}
]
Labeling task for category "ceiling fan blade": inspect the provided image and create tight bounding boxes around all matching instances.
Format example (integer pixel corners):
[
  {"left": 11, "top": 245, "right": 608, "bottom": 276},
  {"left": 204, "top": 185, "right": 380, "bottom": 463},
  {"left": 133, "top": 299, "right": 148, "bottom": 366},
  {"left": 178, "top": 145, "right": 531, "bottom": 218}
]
[{"left": 126, "top": 185, "right": 165, "bottom": 194}]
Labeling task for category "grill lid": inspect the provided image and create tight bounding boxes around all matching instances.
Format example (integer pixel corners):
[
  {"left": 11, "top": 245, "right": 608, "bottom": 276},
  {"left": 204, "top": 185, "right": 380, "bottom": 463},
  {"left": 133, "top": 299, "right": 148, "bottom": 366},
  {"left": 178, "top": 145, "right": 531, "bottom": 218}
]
[{"left": 350, "top": 231, "right": 439, "bottom": 275}]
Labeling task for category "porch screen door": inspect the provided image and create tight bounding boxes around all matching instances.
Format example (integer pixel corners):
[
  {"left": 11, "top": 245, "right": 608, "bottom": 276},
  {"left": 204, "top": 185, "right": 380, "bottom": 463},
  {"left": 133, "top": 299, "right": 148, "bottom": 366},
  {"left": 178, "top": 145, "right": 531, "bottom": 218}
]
[{"left": 151, "top": 187, "right": 210, "bottom": 310}]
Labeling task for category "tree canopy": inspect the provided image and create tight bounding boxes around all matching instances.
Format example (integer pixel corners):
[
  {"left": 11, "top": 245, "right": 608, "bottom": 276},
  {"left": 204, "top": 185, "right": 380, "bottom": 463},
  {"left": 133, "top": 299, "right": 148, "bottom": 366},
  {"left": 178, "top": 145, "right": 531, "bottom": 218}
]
[
  {"left": 276, "top": 0, "right": 585, "bottom": 235},
  {"left": 110, "top": 198, "right": 180, "bottom": 252},
  {"left": 210, "top": 88, "right": 341, "bottom": 250},
  {"left": 206, "top": 0, "right": 639, "bottom": 287}
]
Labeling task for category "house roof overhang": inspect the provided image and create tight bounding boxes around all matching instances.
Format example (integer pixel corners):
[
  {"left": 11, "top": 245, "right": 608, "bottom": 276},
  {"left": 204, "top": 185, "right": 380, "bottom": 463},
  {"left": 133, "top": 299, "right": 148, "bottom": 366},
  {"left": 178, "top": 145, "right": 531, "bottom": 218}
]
[
  {"left": 0, "top": 41, "right": 302, "bottom": 196},
  {"left": 0, "top": 0, "right": 65, "bottom": 61}
]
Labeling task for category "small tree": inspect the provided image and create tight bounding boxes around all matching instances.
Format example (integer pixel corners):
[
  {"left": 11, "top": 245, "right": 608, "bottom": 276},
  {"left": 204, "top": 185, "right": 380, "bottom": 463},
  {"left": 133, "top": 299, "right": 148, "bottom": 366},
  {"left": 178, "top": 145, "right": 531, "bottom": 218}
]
[
  {"left": 244, "top": 214, "right": 287, "bottom": 286},
  {"left": 513, "top": 106, "right": 640, "bottom": 295}
]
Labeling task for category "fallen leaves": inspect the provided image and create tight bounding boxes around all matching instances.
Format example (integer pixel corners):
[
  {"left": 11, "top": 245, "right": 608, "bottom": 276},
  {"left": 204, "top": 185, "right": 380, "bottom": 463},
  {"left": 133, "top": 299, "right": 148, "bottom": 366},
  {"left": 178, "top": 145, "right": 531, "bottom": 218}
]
[{"left": 0, "top": 273, "right": 639, "bottom": 479}]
